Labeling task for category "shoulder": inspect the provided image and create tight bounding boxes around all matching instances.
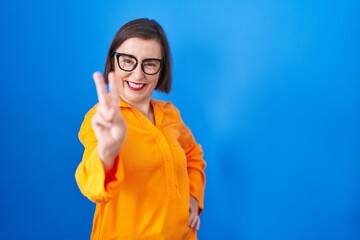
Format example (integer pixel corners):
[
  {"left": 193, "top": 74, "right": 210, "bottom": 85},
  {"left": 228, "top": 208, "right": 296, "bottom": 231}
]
[
  {"left": 152, "top": 100, "right": 184, "bottom": 124},
  {"left": 152, "top": 99, "right": 173, "bottom": 108},
  {"left": 83, "top": 103, "right": 98, "bottom": 120},
  {"left": 152, "top": 99, "right": 181, "bottom": 115}
]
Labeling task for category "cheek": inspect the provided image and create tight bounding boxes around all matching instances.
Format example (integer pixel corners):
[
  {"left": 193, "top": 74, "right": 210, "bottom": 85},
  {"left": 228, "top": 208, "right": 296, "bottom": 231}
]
[
  {"left": 148, "top": 78, "right": 159, "bottom": 90},
  {"left": 114, "top": 69, "right": 130, "bottom": 81},
  {"left": 149, "top": 75, "right": 160, "bottom": 84}
]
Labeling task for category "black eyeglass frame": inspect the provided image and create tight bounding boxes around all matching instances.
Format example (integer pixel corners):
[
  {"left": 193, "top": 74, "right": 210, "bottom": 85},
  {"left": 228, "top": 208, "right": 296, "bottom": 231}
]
[{"left": 113, "top": 52, "right": 163, "bottom": 75}]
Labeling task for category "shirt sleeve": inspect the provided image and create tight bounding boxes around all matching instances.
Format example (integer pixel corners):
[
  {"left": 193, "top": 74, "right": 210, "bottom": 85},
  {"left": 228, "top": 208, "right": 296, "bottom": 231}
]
[
  {"left": 75, "top": 106, "right": 124, "bottom": 203},
  {"left": 174, "top": 106, "right": 206, "bottom": 213}
]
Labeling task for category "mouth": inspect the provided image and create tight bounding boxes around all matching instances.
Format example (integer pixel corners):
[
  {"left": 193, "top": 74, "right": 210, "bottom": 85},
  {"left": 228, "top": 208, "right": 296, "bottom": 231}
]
[{"left": 125, "top": 80, "right": 147, "bottom": 91}]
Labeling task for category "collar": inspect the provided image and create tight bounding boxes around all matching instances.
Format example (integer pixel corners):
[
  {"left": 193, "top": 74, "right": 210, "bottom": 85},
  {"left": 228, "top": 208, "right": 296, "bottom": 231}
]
[{"left": 119, "top": 99, "right": 131, "bottom": 108}]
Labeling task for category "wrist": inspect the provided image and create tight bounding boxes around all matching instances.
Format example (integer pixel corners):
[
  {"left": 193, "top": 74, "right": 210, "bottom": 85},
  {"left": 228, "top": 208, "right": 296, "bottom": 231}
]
[{"left": 98, "top": 148, "right": 118, "bottom": 172}]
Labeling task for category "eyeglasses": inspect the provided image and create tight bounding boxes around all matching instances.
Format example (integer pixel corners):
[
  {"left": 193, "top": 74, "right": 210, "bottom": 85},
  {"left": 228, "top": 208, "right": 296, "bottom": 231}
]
[{"left": 113, "top": 52, "right": 163, "bottom": 75}]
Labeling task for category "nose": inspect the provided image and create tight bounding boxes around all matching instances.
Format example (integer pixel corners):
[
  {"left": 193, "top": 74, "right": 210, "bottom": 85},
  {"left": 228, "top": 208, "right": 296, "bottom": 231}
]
[{"left": 131, "top": 63, "right": 144, "bottom": 80}]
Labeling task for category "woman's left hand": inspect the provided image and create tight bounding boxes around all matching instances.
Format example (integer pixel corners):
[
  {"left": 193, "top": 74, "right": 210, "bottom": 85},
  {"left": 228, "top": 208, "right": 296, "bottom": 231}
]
[{"left": 189, "top": 196, "right": 200, "bottom": 230}]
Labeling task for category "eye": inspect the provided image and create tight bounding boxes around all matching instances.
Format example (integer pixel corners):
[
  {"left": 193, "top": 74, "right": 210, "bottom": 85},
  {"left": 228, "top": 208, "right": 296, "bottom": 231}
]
[
  {"left": 120, "top": 56, "right": 136, "bottom": 65},
  {"left": 143, "top": 60, "right": 160, "bottom": 68}
]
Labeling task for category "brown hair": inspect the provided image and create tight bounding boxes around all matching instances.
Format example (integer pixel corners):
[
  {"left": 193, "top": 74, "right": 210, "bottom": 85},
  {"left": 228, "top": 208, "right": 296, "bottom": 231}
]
[{"left": 103, "top": 18, "right": 172, "bottom": 93}]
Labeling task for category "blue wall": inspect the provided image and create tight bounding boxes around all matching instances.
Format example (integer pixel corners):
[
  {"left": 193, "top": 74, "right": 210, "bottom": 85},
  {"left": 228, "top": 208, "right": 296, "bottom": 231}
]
[{"left": 1, "top": 0, "right": 359, "bottom": 239}]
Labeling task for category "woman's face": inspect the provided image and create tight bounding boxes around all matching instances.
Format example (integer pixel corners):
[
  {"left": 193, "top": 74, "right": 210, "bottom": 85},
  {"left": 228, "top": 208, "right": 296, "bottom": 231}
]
[{"left": 113, "top": 37, "right": 162, "bottom": 107}]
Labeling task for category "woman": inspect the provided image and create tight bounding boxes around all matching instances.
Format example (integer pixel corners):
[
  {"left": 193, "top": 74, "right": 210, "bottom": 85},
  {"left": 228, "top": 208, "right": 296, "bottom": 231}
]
[{"left": 75, "top": 18, "right": 206, "bottom": 240}]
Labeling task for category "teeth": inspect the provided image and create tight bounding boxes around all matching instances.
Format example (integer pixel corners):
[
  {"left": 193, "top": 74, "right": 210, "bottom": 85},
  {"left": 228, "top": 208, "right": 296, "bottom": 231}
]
[{"left": 128, "top": 81, "right": 145, "bottom": 89}]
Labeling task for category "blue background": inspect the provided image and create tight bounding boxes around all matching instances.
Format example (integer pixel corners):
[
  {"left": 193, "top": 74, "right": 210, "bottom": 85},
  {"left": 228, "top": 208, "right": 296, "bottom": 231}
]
[{"left": 1, "top": 0, "right": 359, "bottom": 239}]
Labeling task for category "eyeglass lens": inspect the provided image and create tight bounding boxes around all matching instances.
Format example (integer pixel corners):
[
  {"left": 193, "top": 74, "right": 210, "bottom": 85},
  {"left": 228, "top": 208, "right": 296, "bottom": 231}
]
[{"left": 117, "top": 54, "right": 162, "bottom": 75}]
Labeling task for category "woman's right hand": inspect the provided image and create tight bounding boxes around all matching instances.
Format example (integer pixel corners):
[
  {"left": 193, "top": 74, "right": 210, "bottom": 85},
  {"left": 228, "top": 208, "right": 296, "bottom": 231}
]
[{"left": 91, "top": 71, "right": 127, "bottom": 172}]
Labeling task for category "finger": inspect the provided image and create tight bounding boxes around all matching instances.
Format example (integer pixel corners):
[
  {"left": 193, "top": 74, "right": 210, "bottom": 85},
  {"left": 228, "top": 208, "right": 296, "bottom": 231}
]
[
  {"left": 196, "top": 217, "right": 200, "bottom": 230},
  {"left": 189, "top": 214, "right": 198, "bottom": 228},
  {"left": 91, "top": 115, "right": 116, "bottom": 147},
  {"left": 91, "top": 112, "right": 111, "bottom": 129},
  {"left": 96, "top": 104, "right": 115, "bottom": 123},
  {"left": 189, "top": 212, "right": 196, "bottom": 227},
  {"left": 108, "top": 72, "right": 119, "bottom": 107},
  {"left": 93, "top": 71, "right": 108, "bottom": 104}
]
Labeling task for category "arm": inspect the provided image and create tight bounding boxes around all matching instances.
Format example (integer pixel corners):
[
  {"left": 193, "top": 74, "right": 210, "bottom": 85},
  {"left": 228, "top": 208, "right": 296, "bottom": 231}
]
[
  {"left": 75, "top": 72, "right": 127, "bottom": 203},
  {"left": 179, "top": 124, "right": 206, "bottom": 212},
  {"left": 175, "top": 107, "right": 206, "bottom": 230}
]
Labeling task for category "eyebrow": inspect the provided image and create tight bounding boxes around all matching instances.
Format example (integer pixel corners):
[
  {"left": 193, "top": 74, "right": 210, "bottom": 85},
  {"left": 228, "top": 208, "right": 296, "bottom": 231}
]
[{"left": 117, "top": 52, "right": 162, "bottom": 60}]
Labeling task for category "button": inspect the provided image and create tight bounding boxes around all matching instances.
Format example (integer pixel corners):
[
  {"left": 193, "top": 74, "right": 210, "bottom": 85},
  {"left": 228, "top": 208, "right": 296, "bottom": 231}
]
[
  {"left": 169, "top": 183, "right": 175, "bottom": 188},
  {"left": 166, "top": 157, "right": 171, "bottom": 161}
]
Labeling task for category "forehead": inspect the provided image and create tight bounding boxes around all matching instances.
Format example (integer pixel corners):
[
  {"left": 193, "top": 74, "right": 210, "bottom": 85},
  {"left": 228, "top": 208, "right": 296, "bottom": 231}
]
[{"left": 116, "top": 38, "right": 162, "bottom": 58}]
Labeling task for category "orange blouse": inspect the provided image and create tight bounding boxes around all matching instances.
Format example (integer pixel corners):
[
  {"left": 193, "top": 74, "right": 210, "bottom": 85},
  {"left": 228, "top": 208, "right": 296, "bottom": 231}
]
[{"left": 75, "top": 99, "right": 206, "bottom": 240}]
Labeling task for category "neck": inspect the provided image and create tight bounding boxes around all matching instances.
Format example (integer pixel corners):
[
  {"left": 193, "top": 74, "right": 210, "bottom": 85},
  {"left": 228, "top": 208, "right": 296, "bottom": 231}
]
[{"left": 128, "top": 100, "right": 154, "bottom": 124}]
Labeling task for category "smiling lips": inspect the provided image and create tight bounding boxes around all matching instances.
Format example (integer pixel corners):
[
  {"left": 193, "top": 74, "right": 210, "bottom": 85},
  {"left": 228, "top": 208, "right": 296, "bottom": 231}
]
[{"left": 126, "top": 80, "right": 146, "bottom": 91}]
